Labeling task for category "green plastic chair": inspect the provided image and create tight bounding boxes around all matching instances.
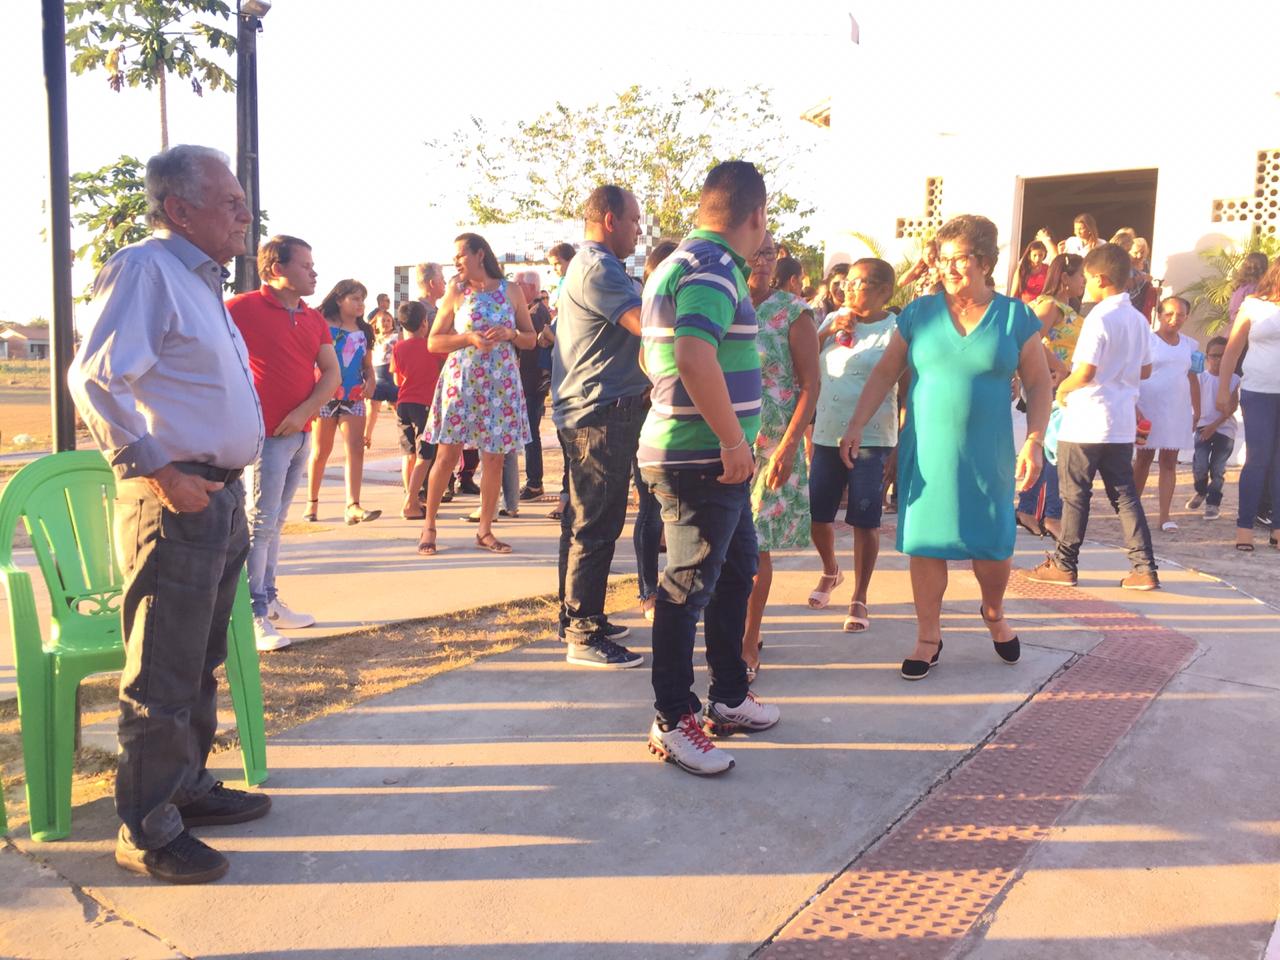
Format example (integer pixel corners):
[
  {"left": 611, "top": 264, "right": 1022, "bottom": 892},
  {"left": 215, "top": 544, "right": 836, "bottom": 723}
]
[{"left": 0, "top": 451, "right": 267, "bottom": 842}]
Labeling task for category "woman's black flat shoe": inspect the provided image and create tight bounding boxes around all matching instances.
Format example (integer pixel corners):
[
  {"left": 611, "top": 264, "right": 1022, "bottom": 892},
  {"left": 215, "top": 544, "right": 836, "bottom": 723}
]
[
  {"left": 980, "top": 605, "right": 1021, "bottom": 664},
  {"left": 901, "top": 639, "right": 942, "bottom": 680}
]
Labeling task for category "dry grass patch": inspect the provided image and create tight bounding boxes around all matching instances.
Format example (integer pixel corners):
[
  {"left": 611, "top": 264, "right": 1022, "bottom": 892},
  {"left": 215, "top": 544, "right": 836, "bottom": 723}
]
[{"left": 1, "top": 577, "right": 639, "bottom": 828}]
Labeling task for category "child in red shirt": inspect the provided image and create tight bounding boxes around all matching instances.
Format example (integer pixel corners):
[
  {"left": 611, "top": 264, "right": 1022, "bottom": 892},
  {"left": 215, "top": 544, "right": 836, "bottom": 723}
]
[{"left": 392, "top": 301, "right": 446, "bottom": 518}]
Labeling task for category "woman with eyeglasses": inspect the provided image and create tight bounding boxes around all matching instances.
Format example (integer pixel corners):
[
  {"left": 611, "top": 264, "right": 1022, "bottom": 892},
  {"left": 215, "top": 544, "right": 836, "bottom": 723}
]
[
  {"left": 738, "top": 241, "right": 820, "bottom": 681},
  {"left": 838, "top": 215, "right": 1052, "bottom": 680},
  {"left": 807, "top": 258, "right": 905, "bottom": 634}
]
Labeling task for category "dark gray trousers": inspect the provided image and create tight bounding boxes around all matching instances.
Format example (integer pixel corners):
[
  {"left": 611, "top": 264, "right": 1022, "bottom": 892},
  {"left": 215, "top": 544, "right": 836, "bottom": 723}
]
[{"left": 113, "top": 475, "right": 249, "bottom": 849}]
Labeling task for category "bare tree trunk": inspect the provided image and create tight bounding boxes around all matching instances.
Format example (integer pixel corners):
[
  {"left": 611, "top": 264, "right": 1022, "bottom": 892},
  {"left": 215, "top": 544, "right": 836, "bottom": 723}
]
[{"left": 158, "top": 70, "right": 169, "bottom": 151}]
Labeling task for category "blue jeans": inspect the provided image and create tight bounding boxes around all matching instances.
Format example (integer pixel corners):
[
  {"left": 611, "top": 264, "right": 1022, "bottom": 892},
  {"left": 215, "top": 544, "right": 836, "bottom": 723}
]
[
  {"left": 632, "top": 458, "right": 662, "bottom": 601},
  {"left": 1053, "top": 441, "right": 1156, "bottom": 576},
  {"left": 1239, "top": 390, "right": 1280, "bottom": 530},
  {"left": 557, "top": 402, "right": 645, "bottom": 641},
  {"left": 524, "top": 393, "right": 545, "bottom": 488},
  {"left": 1016, "top": 455, "right": 1062, "bottom": 520},
  {"left": 641, "top": 466, "right": 754, "bottom": 726},
  {"left": 1193, "top": 431, "right": 1235, "bottom": 507},
  {"left": 244, "top": 432, "right": 309, "bottom": 616},
  {"left": 502, "top": 449, "right": 520, "bottom": 514}
]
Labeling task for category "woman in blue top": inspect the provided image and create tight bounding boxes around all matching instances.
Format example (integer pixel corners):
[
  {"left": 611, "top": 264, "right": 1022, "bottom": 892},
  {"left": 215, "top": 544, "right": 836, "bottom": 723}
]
[
  {"left": 838, "top": 216, "right": 1052, "bottom": 680},
  {"left": 305, "top": 279, "right": 381, "bottom": 525},
  {"left": 807, "top": 258, "right": 906, "bottom": 634}
]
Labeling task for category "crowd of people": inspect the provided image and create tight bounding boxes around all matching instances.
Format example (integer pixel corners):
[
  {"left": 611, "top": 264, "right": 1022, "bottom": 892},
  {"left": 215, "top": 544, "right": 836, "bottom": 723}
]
[{"left": 65, "top": 143, "right": 1280, "bottom": 884}]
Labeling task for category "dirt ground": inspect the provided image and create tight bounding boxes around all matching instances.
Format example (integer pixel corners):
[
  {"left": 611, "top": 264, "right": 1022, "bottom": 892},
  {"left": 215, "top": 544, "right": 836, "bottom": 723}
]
[
  {"left": 1037, "top": 463, "right": 1280, "bottom": 609},
  {"left": 0, "top": 578, "right": 638, "bottom": 831}
]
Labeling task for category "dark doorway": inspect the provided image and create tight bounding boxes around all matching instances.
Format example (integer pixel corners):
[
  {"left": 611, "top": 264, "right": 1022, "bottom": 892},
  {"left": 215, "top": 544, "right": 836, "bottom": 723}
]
[{"left": 1015, "top": 168, "right": 1159, "bottom": 263}]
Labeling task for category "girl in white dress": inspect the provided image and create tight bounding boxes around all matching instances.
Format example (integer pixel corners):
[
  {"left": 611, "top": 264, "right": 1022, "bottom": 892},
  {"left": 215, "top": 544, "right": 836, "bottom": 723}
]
[{"left": 1135, "top": 297, "right": 1201, "bottom": 530}]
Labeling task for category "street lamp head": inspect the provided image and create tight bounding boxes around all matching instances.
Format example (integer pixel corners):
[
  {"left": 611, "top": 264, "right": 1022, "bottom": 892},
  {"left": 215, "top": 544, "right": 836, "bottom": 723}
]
[{"left": 240, "top": 0, "right": 272, "bottom": 18}]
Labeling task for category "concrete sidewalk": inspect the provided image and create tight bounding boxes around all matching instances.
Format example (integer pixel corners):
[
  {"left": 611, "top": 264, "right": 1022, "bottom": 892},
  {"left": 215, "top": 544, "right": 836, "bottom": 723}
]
[{"left": 4, "top": 532, "right": 1278, "bottom": 959}]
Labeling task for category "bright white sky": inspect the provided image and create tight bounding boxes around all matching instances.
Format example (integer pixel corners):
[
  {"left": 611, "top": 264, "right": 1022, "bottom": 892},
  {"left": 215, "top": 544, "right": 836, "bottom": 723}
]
[
  {"left": 5, "top": 1, "right": 1278, "bottom": 324},
  {"left": 4, "top": 0, "right": 855, "bottom": 323}
]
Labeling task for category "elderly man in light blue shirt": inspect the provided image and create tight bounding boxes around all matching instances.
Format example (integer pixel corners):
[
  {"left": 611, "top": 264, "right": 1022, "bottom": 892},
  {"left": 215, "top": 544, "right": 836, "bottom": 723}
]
[{"left": 70, "top": 144, "right": 271, "bottom": 885}]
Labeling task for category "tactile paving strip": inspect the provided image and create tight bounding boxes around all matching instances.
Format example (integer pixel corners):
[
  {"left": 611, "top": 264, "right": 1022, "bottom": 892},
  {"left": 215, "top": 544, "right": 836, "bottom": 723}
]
[{"left": 759, "top": 571, "right": 1198, "bottom": 959}]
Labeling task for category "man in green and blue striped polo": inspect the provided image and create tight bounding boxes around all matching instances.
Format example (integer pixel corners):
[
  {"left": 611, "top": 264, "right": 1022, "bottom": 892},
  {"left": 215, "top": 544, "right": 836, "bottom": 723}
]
[{"left": 638, "top": 161, "right": 782, "bottom": 776}]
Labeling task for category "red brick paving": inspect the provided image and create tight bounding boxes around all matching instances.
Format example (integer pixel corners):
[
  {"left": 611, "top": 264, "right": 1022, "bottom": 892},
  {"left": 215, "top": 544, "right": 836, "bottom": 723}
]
[{"left": 759, "top": 572, "right": 1198, "bottom": 959}]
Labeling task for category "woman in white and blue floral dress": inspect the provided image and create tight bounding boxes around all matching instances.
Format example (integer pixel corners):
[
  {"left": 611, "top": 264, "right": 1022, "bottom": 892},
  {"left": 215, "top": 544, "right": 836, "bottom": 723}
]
[{"left": 419, "top": 233, "right": 536, "bottom": 556}]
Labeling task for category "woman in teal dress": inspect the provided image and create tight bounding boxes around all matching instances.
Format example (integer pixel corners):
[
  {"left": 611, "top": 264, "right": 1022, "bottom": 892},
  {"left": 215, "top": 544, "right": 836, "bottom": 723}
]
[{"left": 837, "top": 215, "right": 1052, "bottom": 680}]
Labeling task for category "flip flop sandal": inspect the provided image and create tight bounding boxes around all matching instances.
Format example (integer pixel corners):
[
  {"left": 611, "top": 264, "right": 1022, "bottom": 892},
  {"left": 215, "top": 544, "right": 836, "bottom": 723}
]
[
  {"left": 475, "top": 532, "right": 512, "bottom": 554},
  {"left": 842, "top": 600, "right": 870, "bottom": 633},
  {"left": 1236, "top": 542, "right": 1256, "bottom": 552},
  {"left": 417, "top": 528, "right": 437, "bottom": 556},
  {"left": 808, "top": 569, "right": 844, "bottom": 609},
  {"left": 402, "top": 507, "right": 426, "bottom": 520}
]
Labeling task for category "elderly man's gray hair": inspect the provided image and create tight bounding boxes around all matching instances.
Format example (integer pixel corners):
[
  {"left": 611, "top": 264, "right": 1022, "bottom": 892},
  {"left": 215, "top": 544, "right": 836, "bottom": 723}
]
[
  {"left": 145, "top": 145, "right": 231, "bottom": 227},
  {"left": 416, "top": 262, "right": 443, "bottom": 287},
  {"left": 514, "top": 269, "right": 541, "bottom": 285}
]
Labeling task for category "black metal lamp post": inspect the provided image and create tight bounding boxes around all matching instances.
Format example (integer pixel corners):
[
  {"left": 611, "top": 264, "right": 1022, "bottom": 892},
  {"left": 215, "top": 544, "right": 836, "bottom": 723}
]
[
  {"left": 42, "top": 0, "right": 77, "bottom": 451},
  {"left": 234, "top": 0, "right": 270, "bottom": 293}
]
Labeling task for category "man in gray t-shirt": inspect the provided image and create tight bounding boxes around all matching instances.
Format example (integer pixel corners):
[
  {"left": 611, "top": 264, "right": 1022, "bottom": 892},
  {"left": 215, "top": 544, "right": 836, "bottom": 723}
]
[{"left": 551, "top": 185, "right": 648, "bottom": 668}]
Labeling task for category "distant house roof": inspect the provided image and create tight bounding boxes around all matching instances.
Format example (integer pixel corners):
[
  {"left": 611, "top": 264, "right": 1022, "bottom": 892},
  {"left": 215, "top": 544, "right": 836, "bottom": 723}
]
[
  {"left": 800, "top": 97, "right": 831, "bottom": 128},
  {"left": 0, "top": 324, "right": 49, "bottom": 342}
]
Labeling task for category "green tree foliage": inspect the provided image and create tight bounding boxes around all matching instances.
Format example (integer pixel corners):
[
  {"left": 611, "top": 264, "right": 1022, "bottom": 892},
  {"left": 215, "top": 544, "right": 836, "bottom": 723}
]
[
  {"left": 437, "top": 84, "right": 817, "bottom": 253},
  {"left": 65, "top": 0, "right": 237, "bottom": 150},
  {"left": 68, "top": 156, "right": 151, "bottom": 284},
  {"left": 1180, "top": 231, "right": 1280, "bottom": 336}
]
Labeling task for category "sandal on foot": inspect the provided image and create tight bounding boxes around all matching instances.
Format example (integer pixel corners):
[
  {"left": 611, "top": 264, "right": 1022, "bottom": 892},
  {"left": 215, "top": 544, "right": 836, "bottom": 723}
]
[
  {"left": 345, "top": 503, "right": 382, "bottom": 525},
  {"left": 402, "top": 506, "right": 426, "bottom": 520},
  {"left": 474, "top": 532, "right": 512, "bottom": 554},
  {"left": 808, "top": 569, "right": 844, "bottom": 609},
  {"left": 417, "top": 528, "right": 437, "bottom": 556},
  {"left": 1236, "top": 539, "right": 1256, "bottom": 552},
  {"left": 842, "top": 600, "right": 870, "bottom": 633},
  {"left": 979, "top": 604, "right": 1021, "bottom": 664},
  {"left": 303, "top": 500, "right": 319, "bottom": 522},
  {"left": 901, "top": 638, "right": 942, "bottom": 680}
]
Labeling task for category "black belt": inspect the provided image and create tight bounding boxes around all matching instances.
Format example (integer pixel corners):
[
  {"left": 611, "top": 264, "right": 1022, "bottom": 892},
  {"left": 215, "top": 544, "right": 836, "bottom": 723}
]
[
  {"left": 174, "top": 462, "right": 244, "bottom": 485},
  {"left": 609, "top": 394, "right": 649, "bottom": 409}
]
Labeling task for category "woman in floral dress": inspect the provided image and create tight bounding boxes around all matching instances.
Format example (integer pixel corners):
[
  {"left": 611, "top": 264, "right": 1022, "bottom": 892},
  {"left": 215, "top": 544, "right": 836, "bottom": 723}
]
[
  {"left": 742, "top": 238, "right": 820, "bottom": 680},
  {"left": 418, "top": 233, "right": 535, "bottom": 555}
]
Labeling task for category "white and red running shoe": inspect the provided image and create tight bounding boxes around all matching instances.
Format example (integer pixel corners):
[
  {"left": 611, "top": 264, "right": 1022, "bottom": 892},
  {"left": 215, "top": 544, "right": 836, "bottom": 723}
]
[
  {"left": 647, "top": 714, "right": 735, "bottom": 776},
  {"left": 703, "top": 691, "right": 781, "bottom": 737}
]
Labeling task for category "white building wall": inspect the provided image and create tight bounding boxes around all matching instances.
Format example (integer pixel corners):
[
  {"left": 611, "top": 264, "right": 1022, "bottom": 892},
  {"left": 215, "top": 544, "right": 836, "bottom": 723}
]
[{"left": 814, "top": 2, "right": 1280, "bottom": 295}]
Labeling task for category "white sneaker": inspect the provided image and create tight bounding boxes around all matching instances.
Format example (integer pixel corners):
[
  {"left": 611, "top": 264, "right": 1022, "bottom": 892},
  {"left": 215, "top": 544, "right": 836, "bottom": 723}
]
[
  {"left": 703, "top": 691, "right": 781, "bottom": 737},
  {"left": 253, "top": 615, "right": 291, "bottom": 652},
  {"left": 647, "top": 715, "right": 735, "bottom": 776},
  {"left": 267, "top": 598, "right": 315, "bottom": 629},
  {"left": 1204, "top": 504, "right": 1221, "bottom": 520}
]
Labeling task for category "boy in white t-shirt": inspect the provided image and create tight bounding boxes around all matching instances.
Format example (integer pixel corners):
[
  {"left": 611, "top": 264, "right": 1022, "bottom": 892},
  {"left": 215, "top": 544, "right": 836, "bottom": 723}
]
[
  {"left": 1187, "top": 336, "right": 1241, "bottom": 520},
  {"left": 1028, "top": 244, "right": 1159, "bottom": 590}
]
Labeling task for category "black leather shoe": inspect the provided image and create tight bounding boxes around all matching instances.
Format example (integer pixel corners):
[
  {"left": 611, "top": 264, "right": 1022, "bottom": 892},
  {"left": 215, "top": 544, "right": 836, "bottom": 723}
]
[
  {"left": 116, "top": 828, "right": 229, "bottom": 884},
  {"left": 458, "top": 479, "right": 481, "bottom": 496},
  {"left": 179, "top": 782, "right": 272, "bottom": 827},
  {"left": 901, "top": 639, "right": 942, "bottom": 680},
  {"left": 980, "top": 605, "right": 1021, "bottom": 664}
]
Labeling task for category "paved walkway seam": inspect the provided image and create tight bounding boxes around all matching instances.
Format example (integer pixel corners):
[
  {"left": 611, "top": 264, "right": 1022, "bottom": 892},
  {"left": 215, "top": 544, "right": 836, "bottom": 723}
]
[{"left": 757, "top": 572, "right": 1199, "bottom": 959}]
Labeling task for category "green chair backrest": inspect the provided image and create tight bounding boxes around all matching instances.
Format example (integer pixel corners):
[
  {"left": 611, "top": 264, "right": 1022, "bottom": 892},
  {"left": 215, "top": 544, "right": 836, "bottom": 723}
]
[{"left": 0, "top": 451, "right": 123, "bottom": 654}]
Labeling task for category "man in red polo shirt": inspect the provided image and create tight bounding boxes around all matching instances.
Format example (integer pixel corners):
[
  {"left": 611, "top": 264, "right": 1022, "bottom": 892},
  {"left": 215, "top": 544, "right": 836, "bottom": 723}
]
[{"left": 227, "top": 235, "right": 339, "bottom": 651}]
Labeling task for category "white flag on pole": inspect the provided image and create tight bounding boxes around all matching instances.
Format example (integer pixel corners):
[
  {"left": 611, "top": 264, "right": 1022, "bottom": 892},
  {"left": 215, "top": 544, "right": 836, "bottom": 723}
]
[{"left": 849, "top": 13, "right": 860, "bottom": 44}]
